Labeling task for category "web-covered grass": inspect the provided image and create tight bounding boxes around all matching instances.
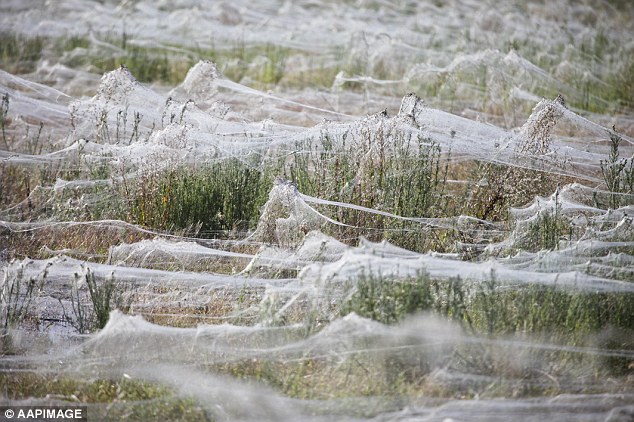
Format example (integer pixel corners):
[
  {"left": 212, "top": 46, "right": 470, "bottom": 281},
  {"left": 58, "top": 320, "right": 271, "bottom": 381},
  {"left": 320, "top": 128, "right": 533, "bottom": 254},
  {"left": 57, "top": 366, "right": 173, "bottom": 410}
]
[{"left": 1, "top": 0, "right": 634, "bottom": 420}]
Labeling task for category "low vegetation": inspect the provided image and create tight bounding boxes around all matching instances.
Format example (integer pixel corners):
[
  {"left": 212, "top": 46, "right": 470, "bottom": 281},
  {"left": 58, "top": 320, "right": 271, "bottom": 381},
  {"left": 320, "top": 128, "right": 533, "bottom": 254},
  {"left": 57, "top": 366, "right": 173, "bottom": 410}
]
[
  {"left": 1, "top": 12, "right": 633, "bottom": 419},
  {"left": 0, "top": 373, "right": 210, "bottom": 422}
]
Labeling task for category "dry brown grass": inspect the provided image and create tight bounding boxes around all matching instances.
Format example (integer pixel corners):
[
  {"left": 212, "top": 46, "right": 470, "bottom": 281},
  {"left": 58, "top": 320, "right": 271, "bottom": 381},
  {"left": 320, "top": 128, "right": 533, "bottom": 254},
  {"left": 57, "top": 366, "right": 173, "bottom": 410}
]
[{"left": 2, "top": 224, "right": 152, "bottom": 262}]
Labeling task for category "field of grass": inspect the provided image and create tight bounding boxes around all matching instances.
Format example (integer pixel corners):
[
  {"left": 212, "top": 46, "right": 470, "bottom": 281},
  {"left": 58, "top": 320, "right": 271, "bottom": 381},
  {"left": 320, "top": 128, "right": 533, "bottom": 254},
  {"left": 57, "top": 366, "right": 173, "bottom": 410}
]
[{"left": 1, "top": 0, "right": 634, "bottom": 420}]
